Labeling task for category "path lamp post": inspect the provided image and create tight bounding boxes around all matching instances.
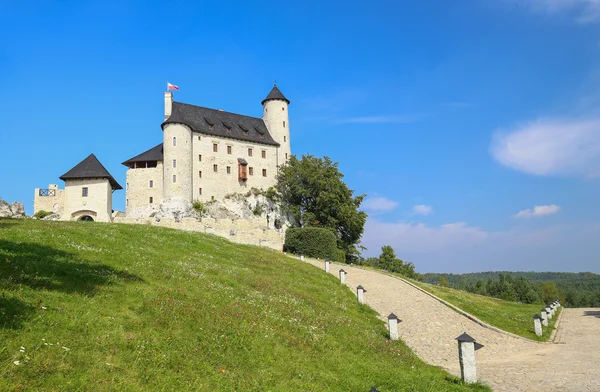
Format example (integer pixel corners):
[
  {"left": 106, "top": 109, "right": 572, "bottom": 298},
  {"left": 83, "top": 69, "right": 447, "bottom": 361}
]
[
  {"left": 387, "top": 313, "right": 401, "bottom": 341},
  {"left": 325, "top": 259, "right": 330, "bottom": 273},
  {"left": 456, "top": 332, "right": 484, "bottom": 384},
  {"left": 541, "top": 309, "right": 549, "bottom": 327},
  {"left": 356, "top": 285, "right": 367, "bottom": 304},
  {"left": 533, "top": 314, "right": 543, "bottom": 337},
  {"left": 339, "top": 269, "right": 346, "bottom": 284}
]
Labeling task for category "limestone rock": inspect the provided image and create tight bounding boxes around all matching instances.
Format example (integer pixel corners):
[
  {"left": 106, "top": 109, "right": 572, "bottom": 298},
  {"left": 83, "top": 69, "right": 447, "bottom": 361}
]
[
  {"left": 10, "top": 202, "right": 25, "bottom": 218},
  {"left": 41, "top": 213, "right": 61, "bottom": 221},
  {"left": 0, "top": 199, "right": 27, "bottom": 218}
]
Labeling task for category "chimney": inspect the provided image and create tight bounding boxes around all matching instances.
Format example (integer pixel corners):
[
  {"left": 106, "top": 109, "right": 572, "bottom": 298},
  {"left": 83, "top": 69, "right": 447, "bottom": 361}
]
[{"left": 164, "top": 91, "right": 173, "bottom": 120}]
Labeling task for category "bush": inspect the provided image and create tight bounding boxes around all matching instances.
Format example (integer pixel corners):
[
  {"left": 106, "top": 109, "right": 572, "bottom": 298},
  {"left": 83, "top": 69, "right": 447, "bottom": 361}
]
[
  {"left": 192, "top": 201, "right": 204, "bottom": 214},
  {"left": 284, "top": 227, "right": 338, "bottom": 260},
  {"left": 333, "top": 248, "right": 346, "bottom": 263},
  {"left": 34, "top": 210, "right": 53, "bottom": 219}
]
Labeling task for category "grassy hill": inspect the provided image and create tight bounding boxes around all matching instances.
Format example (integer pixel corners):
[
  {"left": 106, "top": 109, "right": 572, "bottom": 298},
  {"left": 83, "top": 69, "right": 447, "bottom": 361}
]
[{"left": 0, "top": 219, "right": 488, "bottom": 391}]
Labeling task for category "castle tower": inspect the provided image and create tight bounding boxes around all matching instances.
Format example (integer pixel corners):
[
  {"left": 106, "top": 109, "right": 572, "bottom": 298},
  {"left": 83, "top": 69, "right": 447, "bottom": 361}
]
[
  {"left": 162, "top": 91, "right": 193, "bottom": 203},
  {"left": 262, "top": 83, "right": 291, "bottom": 166}
]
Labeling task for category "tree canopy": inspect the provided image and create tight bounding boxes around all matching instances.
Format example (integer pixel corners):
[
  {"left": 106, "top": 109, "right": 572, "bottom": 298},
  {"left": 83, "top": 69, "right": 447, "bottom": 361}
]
[{"left": 276, "top": 154, "right": 367, "bottom": 261}]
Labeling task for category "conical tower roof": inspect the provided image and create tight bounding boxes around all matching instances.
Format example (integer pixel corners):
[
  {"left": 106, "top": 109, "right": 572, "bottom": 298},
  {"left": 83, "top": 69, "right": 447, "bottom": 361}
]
[
  {"left": 261, "top": 84, "right": 290, "bottom": 105},
  {"left": 60, "top": 153, "right": 122, "bottom": 190}
]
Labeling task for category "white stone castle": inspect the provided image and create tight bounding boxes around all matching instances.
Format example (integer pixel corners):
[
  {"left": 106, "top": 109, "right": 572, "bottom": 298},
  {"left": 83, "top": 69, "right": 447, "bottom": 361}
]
[
  {"left": 34, "top": 84, "right": 292, "bottom": 223},
  {"left": 123, "top": 83, "right": 291, "bottom": 216}
]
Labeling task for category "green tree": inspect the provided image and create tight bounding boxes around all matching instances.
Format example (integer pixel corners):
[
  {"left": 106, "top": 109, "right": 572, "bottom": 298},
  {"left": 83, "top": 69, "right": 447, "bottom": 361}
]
[
  {"left": 438, "top": 276, "right": 450, "bottom": 287},
  {"left": 276, "top": 155, "right": 367, "bottom": 261},
  {"left": 540, "top": 281, "right": 560, "bottom": 304}
]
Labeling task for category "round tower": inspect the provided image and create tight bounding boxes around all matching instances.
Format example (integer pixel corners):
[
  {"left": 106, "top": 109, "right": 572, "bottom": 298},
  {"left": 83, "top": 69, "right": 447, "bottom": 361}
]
[
  {"left": 261, "top": 83, "right": 291, "bottom": 166},
  {"left": 162, "top": 92, "right": 193, "bottom": 203}
]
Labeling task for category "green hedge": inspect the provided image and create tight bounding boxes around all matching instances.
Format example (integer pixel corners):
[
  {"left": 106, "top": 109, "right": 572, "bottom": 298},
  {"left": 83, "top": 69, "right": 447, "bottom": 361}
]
[
  {"left": 284, "top": 227, "right": 339, "bottom": 261},
  {"left": 333, "top": 248, "right": 346, "bottom": 263}
]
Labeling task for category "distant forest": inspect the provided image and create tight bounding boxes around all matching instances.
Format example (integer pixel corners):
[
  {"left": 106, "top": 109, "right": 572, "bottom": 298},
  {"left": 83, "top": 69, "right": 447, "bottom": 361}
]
[{"left": 421, "top": 271, "right": 600, "bottom": 307}]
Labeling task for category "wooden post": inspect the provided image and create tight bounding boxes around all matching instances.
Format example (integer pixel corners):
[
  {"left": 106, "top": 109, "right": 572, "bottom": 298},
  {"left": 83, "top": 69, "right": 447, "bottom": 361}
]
[{"left": 456, "top": 333, "right": 484, "bottom": 384}]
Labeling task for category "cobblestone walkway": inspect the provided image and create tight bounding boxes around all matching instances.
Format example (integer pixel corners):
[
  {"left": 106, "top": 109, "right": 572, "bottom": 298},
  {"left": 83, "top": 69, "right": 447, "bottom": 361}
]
[{"left": 303, "top": 259, "right": 600, "bottom": 391}]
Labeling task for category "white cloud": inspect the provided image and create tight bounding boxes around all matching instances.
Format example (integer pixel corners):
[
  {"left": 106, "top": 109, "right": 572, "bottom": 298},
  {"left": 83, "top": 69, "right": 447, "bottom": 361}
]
[
  {"left": 362, "top": 197, "right": 399, "bottom": 212},
  {"left": 491, "top": 118, "right": 600, "bottom": 178},
  {"left": 361, "top": 218, "right": 600, "bottom": 273},
  {"left": 412, "top": 204, "right": 433, "bottom": 216},
  {"left": 514, "top": 204, "right": 561, "bottom": 218},
  {"left": 517, "top": 0, "right": 600, "bottom": 23}
]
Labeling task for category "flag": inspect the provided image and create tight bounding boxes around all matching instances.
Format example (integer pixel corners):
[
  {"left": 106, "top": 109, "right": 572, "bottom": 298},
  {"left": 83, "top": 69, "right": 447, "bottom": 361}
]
[{"left": 167, "top": 82, "right": 179, "bottom": 91}]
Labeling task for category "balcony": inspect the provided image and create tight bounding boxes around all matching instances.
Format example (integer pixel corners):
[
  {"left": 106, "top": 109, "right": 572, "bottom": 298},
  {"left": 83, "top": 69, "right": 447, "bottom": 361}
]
[{"left": 38, "top": 189, "right": 56, "bottom": 197}]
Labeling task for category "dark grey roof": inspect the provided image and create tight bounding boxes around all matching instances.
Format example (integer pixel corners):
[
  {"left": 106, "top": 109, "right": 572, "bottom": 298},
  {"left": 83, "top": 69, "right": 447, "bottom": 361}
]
[
  {"left": 162, "top": 102, "right": 280, "bottom": 146},
  {"left": 261, "top": 85, "right": 290, "bottom": 105},
  {"left": 122, "top": 143, "right": 163, "bottom": 165},
  {"left": 60, "top": 154, "right": 122, "bottom": 190}
]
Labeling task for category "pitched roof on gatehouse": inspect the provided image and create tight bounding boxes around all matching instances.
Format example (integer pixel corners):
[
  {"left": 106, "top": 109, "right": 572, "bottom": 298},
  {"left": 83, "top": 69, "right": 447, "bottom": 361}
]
[{"left": 60, "top": 153, "right": 122, "bottom": 190}]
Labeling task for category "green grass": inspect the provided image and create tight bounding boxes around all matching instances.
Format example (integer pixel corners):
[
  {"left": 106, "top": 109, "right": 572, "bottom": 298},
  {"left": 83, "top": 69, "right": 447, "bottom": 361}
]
[
  {"left": 405, "top": 278, "right": 560, "bottom": 342},
  {"left": 0, "top": 219, "right": 489, "bottom": 391}
]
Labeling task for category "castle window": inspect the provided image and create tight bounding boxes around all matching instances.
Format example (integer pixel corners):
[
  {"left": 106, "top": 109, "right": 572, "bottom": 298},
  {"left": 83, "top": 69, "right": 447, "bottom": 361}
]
[
  {"left": 283, "top": 121, "right": 286, "bottom": 128},
  {"left": 198, "top": 136, "right": 201, "bottom": 140},
  {"left": 284, "top": 136, "right": 287, "bottom": 142},
  {"left": 199, "top": 188, "right": 202, "bottom": 195},
  {"left": 173, "top": 175, "right": 176, "bottom": 183},
  {"left": 285, "top": 153, "right": 288, "bottom": 159},
  {"left": 213, "top": 143, "right": 218, "bottom": 152},
  {"left": 82, "top": 187, "right": 88, "bottom": 197},
  {"left": 213, "top": 164, "right": 218, "bottom": 172},
  {"left": 262, "top": 169, "right": 267, "bottom": 177},
  {"left": 199, "top": 154, "right": 202, "bottom": 161},
  {"left": 173, "top": 159, "right": 176, "bottom": 168},
  {"left": 173, "top": 137, "right": 177, "bottom": 146},
  {"left": 249, "top": 167, "right": 254, "bottom": 176},
  {"left": 199, "top": 171, "right": 202, "bottom": 178},
  {"left": 126, "top": 199, "right": 129, "bottom": 206},
  {"left": 149, "top": 180, "right": 153, "bottom": 188},
  {"left": 211, "top": 196, "right": 215, "bottom": 201},
  {"left": 227, "top": 145, "right": 232, "bottom": 154},
  {"left": 227, "top": 166, "right": 231, "bottom": 174},
  {"left": 282, "top": 107, "right": 285, "bottom": 111},
  {"left": 248, "top": 148, "right": 253, "bottom": 157},
  {"left": 149, "top": 197, "right": 153, "bottom": 204},
  {"left": 262, "top": 150, "right": 266, "bottom": 159}
]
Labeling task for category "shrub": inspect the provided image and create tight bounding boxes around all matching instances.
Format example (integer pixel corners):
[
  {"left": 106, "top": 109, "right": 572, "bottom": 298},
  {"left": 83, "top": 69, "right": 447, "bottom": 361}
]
[
  {"left": 192, "top": 201, "right": 204, "bottom": 214},
  {"left": 34, "top": 210, "right": 53, "bottom": 219},
  {"left": 284, "top": 227, "right": 338, "bottom": 260},
  {"left": 332, "top": 248, "right": 346, "bottom": 263},
  {"left": 252, "top": 202, "right": 264, "bottom": 216}
]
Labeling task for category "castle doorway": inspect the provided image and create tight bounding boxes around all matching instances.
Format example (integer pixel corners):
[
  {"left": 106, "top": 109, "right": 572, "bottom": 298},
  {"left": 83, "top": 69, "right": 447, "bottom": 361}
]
[{"left": 79, "top": 215, "right": 94, "bottom": 222}]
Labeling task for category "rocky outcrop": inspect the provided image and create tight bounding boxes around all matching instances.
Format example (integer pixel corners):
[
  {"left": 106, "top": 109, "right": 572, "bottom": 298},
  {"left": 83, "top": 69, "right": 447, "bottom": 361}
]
[{"left": 0, "top": 200, "right": 26, "bottom": 218}]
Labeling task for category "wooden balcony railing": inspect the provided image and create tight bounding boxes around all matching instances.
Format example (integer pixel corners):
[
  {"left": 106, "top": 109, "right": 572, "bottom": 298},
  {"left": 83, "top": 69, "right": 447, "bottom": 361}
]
[{"left": 38, "top": 189, "right": 56, "bottom": 197}]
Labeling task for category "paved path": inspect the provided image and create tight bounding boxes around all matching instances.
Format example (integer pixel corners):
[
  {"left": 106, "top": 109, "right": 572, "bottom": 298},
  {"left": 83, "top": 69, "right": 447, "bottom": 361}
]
[{"left": 304, "top": 259, "right": 600, "bottom": 391}]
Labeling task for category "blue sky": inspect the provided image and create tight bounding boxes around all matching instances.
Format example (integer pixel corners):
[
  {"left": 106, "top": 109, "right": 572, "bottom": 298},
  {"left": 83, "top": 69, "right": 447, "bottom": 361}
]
[{"left": 2, "top": 0, "right": 600, "bottom": 273}]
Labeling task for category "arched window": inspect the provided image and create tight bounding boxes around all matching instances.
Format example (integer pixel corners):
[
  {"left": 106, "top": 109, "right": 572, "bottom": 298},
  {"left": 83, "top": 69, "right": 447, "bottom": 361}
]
[{"left": 173, "top": 137, "right": 177, "bottom": 146}]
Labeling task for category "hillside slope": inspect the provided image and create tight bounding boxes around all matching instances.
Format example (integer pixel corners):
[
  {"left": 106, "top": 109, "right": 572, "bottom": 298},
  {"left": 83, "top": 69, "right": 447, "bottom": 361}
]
[{"left": 0, "top": 219, "right": 487, "bottom": 391}]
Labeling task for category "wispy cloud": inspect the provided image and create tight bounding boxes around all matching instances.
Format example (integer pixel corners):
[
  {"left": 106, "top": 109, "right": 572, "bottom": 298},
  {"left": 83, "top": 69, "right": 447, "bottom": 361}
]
[
  {"left": 412, "top": 204, "right": 433, "bottom": 216},
  {"left": 362, "top": 197, "right": 399, "bottom": 212},
  {"left": 513, "top": 0, "right": 600, "bottom": 23},
  {"left": 515, "top": 204, "right": 561, "bottom": 218},
  {"left": 490, "top": 117, "right": 600, "bottom": 178}
]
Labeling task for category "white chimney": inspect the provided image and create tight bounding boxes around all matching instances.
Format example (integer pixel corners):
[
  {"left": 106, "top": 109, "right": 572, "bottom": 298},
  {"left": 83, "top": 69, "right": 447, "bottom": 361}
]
[{"left": 164, "top": 91, "right": 173, "bottom": 120}]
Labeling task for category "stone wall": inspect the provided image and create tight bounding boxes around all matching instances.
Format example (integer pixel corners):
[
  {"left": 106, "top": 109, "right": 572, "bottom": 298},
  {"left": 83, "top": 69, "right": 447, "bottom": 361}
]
[
  {"left": 113, "top": 216, "right": 285, "bottom": 251},
  {"left": 33, "top": 184, "right": 64, "bottom": 215},
  {"left": 190, "top": 132, "right": 279, "bottom": 203},
  {"left": 63, "top": 178, "right": 113, "bottom": 222},
  {"left": 125, "top": 162, "right": 163, "bottom": 215}
]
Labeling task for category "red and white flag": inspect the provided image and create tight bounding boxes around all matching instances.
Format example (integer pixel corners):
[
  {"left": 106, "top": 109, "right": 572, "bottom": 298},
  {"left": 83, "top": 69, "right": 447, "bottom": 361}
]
[{"left": 167, "top": 82, "right": 179, "bottom": 91}]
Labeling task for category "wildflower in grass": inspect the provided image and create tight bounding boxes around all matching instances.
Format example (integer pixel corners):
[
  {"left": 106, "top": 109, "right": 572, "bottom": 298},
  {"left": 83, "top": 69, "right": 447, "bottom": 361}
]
[
  {"left": 62, "top": 346, "right": 70, "bottom": 351},
  {"left": 13, "top": 361, "right": 20, "bottom": 366},
  {"left": 19, "top": 346, "right": 25, "bottom": 352}
]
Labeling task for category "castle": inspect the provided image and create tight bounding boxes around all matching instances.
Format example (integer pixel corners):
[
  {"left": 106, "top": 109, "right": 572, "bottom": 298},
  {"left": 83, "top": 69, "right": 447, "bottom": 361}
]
[
  {"left": 122, "top": 84, "right": 291, "bottom": 215},
  {"left": 34, "top": 84, "right": 292, "bottom": 224}
]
